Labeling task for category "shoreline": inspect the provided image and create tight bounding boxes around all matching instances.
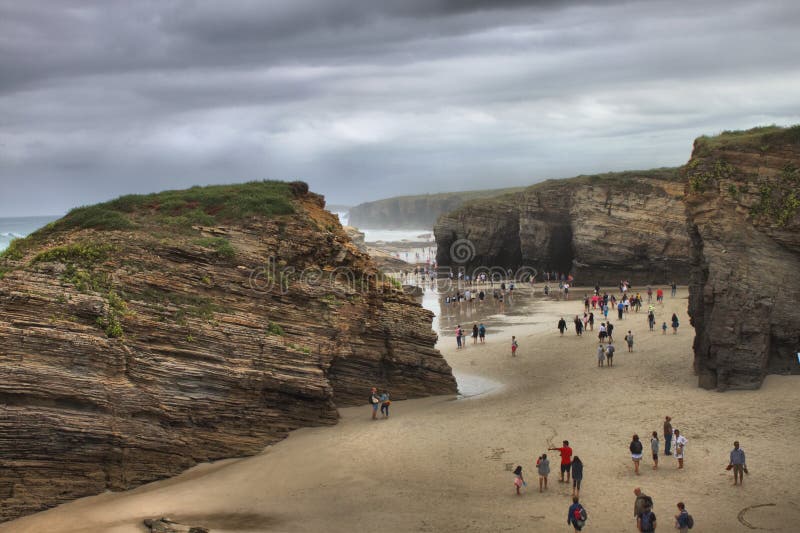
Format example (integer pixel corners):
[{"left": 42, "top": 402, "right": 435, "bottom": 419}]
[{"left": 3, "top": 288, "right": 800, "bottom": 532}]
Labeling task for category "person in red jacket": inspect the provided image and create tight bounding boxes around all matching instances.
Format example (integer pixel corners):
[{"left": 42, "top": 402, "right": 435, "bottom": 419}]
[{"left": 548, "top": 440, "right": 573, "bottom": 483}]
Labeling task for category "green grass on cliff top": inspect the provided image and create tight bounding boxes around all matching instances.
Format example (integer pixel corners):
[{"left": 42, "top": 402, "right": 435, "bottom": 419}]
[
  {"left": 695, "top": 124, "right": 800, "bottom": 152},
  {"left": 0, "top": 180, "right": 296, "bottom": 260}
]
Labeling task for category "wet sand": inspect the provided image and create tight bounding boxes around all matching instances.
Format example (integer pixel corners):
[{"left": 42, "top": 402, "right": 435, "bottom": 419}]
[{"left": 3, "top": 288, "right": 800, "bottom": 532}]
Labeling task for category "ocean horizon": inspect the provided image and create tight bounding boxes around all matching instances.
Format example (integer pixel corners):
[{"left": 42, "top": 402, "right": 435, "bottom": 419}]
[{"left": 0, "top": 215, "right": 60, "bottom": 252}]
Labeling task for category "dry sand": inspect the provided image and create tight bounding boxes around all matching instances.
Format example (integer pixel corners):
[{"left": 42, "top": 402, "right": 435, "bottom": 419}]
[{"left": 4, "top": 288, "right": 800, "bottom": 532}]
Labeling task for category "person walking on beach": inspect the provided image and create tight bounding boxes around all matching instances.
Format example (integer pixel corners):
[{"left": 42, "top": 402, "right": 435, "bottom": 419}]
[
  {"left": 558, "top": 317, "right": 567, "bottom": 336},
  {"left": 663, "top": 416, "right": 673, "bottom": 456},
  {"left": 625, "top": 330, "right": 634, "bottom": 352},
  {"left": 472, "top": 323, "right": 479, "bottom": 345},
  {"left": 633, "top": 487, "right": 653, "bottom": 519},
  {"left": 606, "top": 321, "right": 614, "bottom": 342},
  {"left": 674, "top": 429, "right": 687, "bottom": 469},
  {"left": 479, "top": 323, "right": 486, "bottom": 343},
  {"left": 369, "top": 387, "right": 380, "bottom": 420},
  {"left": 571, "top": 456, "right": 583, "bottom": 496},
  {"left": 598, "top": 323, "right": 608, "bottom": 343},
  {"left": 549, "top": 440, "right": 573, "bottom": 483},
  {"left": 574, "top": 315, "right": 583, "bottom": 336},
  {"left": 651, "top": 431, "right": 659, "bottom": 470},
  {"left": 728, "top": 440, "right": 747, "bottom": 485},
  {"left": 567, "top": 496, "right": 586, "bottom": 532},
  {"left": 456, "top": 325, "right": 463, "bottom": 349},
  {"left": 656, "top": 288, "right": 664, "bottom": 304},
  {"left": 661, "top": 321, "right": 668, "bottom": 335},
  {"left": 630, "top": 434, "right": 644, "bottom": 475},
  {"left": 605, "top": 342, "right": 615, "bottom": 367},
  {"left": 536, "top": 453, "right": 550, "bottom": 492},
  {"left": 513, "top": 465, "right": 526, "bottom": 495},
  {"left": 674, "top": 502, "right": 693, "bottom": 532},
  {"left": 671, "top": 313, "right": 679, "bottom": 334},
  {"left": 511, "top": 336, "right": 518, "bottom": 356},
  {"left": 588, "top": 312, "right": 595, "bottom": 331},
  {"left": 638, "top": 506, "right": 657, "bottom": 532},
  {"left": 597, "top": 343, "right": 605, "bottom": 367},
  {"left": 671, "top": 281, "right": 677, "bottom": 298},
  {"left": 648, "top": 311, "right": 655, "bottom": 332},
  {"left": 379, "top": 390, "right": 391, "bottom": 418}
]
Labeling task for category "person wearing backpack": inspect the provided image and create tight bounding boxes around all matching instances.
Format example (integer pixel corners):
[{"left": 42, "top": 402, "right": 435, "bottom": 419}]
[
  {"left": 637, "top": 507, "right": 657, "bottom": 532},
  {"left": 674, "top": 501, "right": 694, "bottom": 531},
  {"left": 630, "top": 434, "right": 644, "bottom": 475},
  {"left": 567, "top": 496, "right": 587, "bottom": 531}
]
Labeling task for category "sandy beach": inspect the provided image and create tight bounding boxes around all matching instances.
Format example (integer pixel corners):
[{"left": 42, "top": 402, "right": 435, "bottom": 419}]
[{"left": 4, "top": 287, "right": 800, "bottom": 532}]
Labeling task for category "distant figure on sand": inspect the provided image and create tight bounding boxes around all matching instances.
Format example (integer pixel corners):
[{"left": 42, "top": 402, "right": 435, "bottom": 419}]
[
  {"left": 456, "top": 325, "right": 463, "bottom": 348},
  {"left": 598, "top": 323, "right": 607, "bottom": 343},
  {"left": 558, "top": 317, "right": 567, "bottom": 335},
  {"left": 663, "top": 416, "right": 673, "bottom": 456},
  {"left": 630, "top": 434, "right": 643, "bottom": 475},
  {"left": 567, "top": 496, "right": 586, "bottom": 532},
  {"left": 511, "top": 336, "right": 519, "bottom": 356},
  {"left": 513, "top": 465, "right": 525, "bottom": 495},
  {"left": 605, "top": 342, "right": 615, "bottom": 367},
  {"left": 625, "top": 331, "right": 634, "bottom": 352},
  {"left": 380, "top": 391, "right": 391, "bottom": 418},
  {"left": 651, "top": 431, "right": 659, "bottom": 469},
  {"left": 648, "top": 311, "right": 655, "bottom": 331},
  {"left": 671, "top": 313, "right": 679, "bottom": 334},
  {"left": 536, "top": 454, "right": 550, "bottom": 492},
  {"left": 574, "top": 315, "right": 583, "bottom": 336},
  {"left": 674, "top": 429, "right": 687, "bottom": 468},
  {"left": 728, "top": 440, "right": 747, "bottom": 485},
  {"left": 596, "top": 343, "right": 605, "bottom": 367},
  {"left": 369, "top": 387, "right": 380, "bottom": 420},
  {"left": 662, "top": 321, "right": 668, "bottom": 335},
  {"left": 549, "top": 440, "right": 573, "bottom": 483},
  {"left": 479, "top": 323, "right": 486, "bottom": 343},
  {"left": 472, "top": 323, "right": 479, "bottom": 345},
  {"left": 674, "top": 502, "right": 693, "bottom": 532},
  {"left": 606, "top": 322, "right": 614, "bottom": 342},
  {"left": 571, "top": 456, "right": 583, "bottom": 496}
]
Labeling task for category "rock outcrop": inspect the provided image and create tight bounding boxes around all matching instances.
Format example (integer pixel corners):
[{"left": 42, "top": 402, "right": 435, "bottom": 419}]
[
  {"left": 348, "top": 187, "right": 524, "bottom": 229},
  {"left": 0, "top": 181, "right": 456, "bottom": 521},
  {"left": 684, "top": 125, "right": 800, "bottom": 390},
  {"left": 434, "top": 169, "right": 690, "bottom": 285}
]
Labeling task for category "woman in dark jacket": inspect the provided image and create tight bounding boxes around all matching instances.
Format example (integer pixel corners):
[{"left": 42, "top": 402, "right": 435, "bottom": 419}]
[
  {"left": 630, "top": 434, "right": 644, "bottom": 475},
  {"left": 571, "top": 456, "right": 584, "bottom": 496}
]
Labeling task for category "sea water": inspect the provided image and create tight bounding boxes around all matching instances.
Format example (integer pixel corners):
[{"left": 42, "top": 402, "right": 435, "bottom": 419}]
[{"left": 0, "top": 216, "right": 60, "bottom": 252}]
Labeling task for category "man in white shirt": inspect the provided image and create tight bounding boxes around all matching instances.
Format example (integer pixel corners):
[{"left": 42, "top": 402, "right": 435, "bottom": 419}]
[{"left": 674, "top": 429, "right": 687, "bottom": 469}]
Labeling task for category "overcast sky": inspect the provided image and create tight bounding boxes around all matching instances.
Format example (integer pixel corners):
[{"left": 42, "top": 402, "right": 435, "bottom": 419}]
[{"left": 1, "top": 0, "right": 799, "bottom": 216}]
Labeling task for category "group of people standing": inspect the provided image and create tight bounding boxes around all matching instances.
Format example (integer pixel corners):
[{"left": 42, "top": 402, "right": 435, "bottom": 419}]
[{"left": 629, "top": 416, "right": 688, "bottom": 475}]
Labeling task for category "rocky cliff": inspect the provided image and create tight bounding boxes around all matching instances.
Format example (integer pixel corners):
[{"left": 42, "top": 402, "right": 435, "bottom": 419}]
[
  {"left": 684, "top": 125, "right": 800, "bottom": 390},
  {"left": 0, "top": 181, "right": 456, "bottom": 521},
  {"left": 348, "top": 188, "right": 524, "bottom": 229},
  {"left": 434, "top": 169, "right": 690, "bottom": 285}
]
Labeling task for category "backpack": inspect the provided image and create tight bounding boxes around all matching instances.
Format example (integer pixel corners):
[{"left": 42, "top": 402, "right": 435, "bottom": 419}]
[
  {"left": 640, "top": 511, "right": 655, "bottom": 531},
  {"left": 573, "top": 505, "right": 587, "bottom": 526},
  {"left": 680, "top": 511, "right": 694, "bottom": 529}
]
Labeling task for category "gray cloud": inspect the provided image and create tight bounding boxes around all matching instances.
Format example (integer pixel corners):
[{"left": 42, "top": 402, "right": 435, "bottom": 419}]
[{"left": 0, "top": 0, "right": 799, "bottom": 216}]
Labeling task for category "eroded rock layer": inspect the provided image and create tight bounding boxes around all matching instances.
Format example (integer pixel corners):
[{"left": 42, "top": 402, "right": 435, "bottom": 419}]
[
  {"left": 434, "top": 169, "right": 690, "bottom": 285},
  {"left": 0, "top": 181, "right": 455, "bottom": 520},
  {"left": 684, "top": 126, "right": 800, "bottom": 390}
]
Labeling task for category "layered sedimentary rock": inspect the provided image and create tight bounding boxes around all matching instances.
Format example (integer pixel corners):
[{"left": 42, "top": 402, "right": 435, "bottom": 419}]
[
  {"left": 348, "top": 187, "right": 524, "bottom": 229},
  {"left": 0, "top": 181, "right": 455, "bottom": 520},
  {"left": 434, "top": 169, "right": 690, "bottom": 285},
  {"left": 684, "top": 126, "right": 800, "bottom": 390}
]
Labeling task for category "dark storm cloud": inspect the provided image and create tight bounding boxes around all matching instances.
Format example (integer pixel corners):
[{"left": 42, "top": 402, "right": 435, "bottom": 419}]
[{"left": 1, "top": 0, "right": 799, "bottom": 215}]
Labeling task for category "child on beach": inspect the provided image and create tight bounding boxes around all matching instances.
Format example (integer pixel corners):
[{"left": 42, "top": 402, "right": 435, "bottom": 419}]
[
  {"left": 536, "top": 454, "right": 550, "bottom": 492},
  {"left": 511, "top": 336, "right": 518, "bottom": 356},
  {"left": 513, "top": 465, "right": 526, "bottom": 495},
  {"left": 662, "top": 322, "right": 668, "bottom": 335}
]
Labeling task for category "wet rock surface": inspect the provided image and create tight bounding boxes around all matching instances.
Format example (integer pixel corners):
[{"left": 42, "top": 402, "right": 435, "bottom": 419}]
[
  {"left": 0, "top": 182, "right": 456, "bottom": 520},
  {"left": 684, "top": 126, "right": 800, "bottom": 390},
  {"left": 434, "top": 169, "right": 690, "bottom": 285}
]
